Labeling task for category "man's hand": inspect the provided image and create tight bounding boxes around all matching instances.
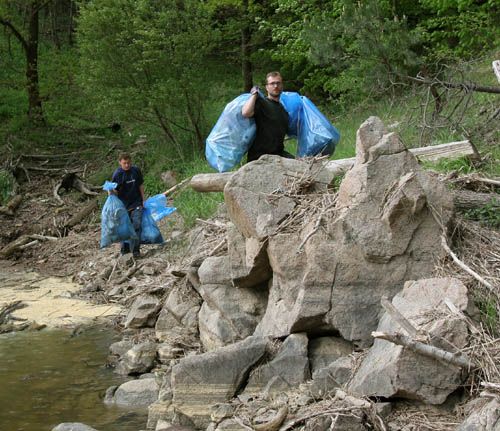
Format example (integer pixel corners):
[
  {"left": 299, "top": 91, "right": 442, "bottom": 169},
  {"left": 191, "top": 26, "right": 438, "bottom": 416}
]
[{"left": 250, "top": 85, "right": 260, "bottom": 95}]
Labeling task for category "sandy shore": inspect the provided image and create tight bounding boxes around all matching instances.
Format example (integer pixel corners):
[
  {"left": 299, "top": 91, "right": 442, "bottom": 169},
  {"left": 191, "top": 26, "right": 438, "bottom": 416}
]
[{"left": 0, "top": 262, "right": 122, "bottom": 328}]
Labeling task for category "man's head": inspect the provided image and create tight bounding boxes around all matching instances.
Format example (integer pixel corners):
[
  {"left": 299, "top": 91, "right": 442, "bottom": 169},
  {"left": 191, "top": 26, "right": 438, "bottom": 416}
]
[
  {"left": 265, "top": 71, "right": 283, "bottom": 100},
  {"left": 118, "top": 153, "right": 132, "bottom": 171}
]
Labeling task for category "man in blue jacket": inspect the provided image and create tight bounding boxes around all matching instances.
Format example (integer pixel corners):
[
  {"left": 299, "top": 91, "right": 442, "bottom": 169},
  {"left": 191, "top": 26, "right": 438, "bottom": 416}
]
[
  {"left": 241, "top": 71, "right": 293, "bottom": 162},
  {"left": 111, "top": 153, "right": 145, "bottom": 257}
]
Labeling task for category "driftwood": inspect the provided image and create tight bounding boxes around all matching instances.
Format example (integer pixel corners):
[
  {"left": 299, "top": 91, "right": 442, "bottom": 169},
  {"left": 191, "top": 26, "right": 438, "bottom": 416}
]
[
  {"left": 252, "top": 406, "right": 288, "bottom": 431},
  {"left": 190, "top": 140, "right": 477, "bottom": 192},
  {"left": 64, "top": 199, "right": 98, "bottom": 229},
  {"left": 54, "top": 172, "right": 98, "bottom": 204},
  {"left": 163, "top": 177, "right": 191, "bottom": 197},
  {"left": 0, "top": 234, "right": 59, "bottom": 258},
  {"left": 0, "top": 194, "right": 22, "bottom": 216},
  {"left": 372, "top": 331, "right": 473, "bottom": 368},
  {"left": 0, "top": 300, "right": 26, "bottom": 324},
  {"left": 452, "top": 189, "right": 499, "bottom": 210},
  {"left": 380, "top": 296, "right": 418, "bottom": 337}
]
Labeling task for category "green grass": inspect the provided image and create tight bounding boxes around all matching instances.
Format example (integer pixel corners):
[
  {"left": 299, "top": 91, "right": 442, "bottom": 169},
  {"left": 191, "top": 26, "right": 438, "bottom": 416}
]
[{"left": 0, "top": 170, "right": 15, "bottom": 205}]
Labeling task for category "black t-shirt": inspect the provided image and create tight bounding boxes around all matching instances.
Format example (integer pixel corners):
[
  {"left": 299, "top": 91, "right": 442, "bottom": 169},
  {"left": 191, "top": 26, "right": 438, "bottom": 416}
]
[
  {"left": 111, "top": 166, "right": 143, "bottom": 210},
  {"left": 247, "top": 97, "right": 289, "bottom": 162}
]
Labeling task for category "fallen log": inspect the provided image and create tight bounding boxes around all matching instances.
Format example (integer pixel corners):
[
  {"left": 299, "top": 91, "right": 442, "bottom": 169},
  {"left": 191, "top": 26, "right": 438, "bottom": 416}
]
[
  {"left": 0, "top": 194, "right": 22, "bottom": 216},
  {"left": 0, "top": 300, "right": 26, "bottom": 324},
  {"left": 190, "top": 140, "right": 477, "bottom": 192},
  {"left": 372, "top": 331, "right": 474, "bottom": 368},
  {"left": 64, "top": 199, "right": 98, "bottom": 229},
  {"left": 54, "top": 172, "right": 99, "bottom": 205},
  {"left": 452, "top": 189, "right": 499, "bottom": 210}
]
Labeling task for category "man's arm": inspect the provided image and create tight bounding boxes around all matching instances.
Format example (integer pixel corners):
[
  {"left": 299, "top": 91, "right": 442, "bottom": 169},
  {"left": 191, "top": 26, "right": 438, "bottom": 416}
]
[{"left": 241, "top": 86, "right": 260, "bottom": 118}]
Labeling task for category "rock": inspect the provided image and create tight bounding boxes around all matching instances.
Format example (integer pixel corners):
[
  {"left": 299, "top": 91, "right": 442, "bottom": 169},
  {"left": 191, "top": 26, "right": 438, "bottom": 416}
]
[
  {"left": 226, "top": 223, "right": 272, "bottom": 288},
  {"left": 52, "top": 424, "right": 98, "bottom": 431},
  {"left": 244, "top": 333, "right": 310, "bottom": 396},
  {"left": 224, "top": 155, "right": 332, "bottom": 240},
  {"left": 103, "top": 385, "right": 118, "bottom": 405},
  {"left": 308, "top": 336, "right": 353, "bottom": 375},
  {"left": 308, "top": 356, "right": 353, "bottom": 398},
  {"left": 109, "top": 340, "right": 134, "bottom": 358},
  {"left": 113, "top": 377, "right": 160, "bottom": 407},
  {"left": 124, "top": 294, "right": 161, "bottom": 329},
  {"left": 198, "top": 283, "right": 268, "bottom": 351},
  {"left": 349, "top": 277, "right": 469, "bottom": 404},
  {"left": 116, "top": 341, "right": 157, "bottom": 375},
  {"left": 161, "top": 171, "right": 178, "bottom": 188},
  {"left": 456, "top": 397, "right": 500, "bottom": 430},
  {"left": 198, "top": 256, "right": 232, "bottom": 286},
  {"left": 171, "top": 336, "right": 269, "bottom": 428},
  {"left": 155, "top": 284, "right": 201, "bottom": 342},
  {"left": 255, "top": 117, "right": 454, "bottom": 344}
]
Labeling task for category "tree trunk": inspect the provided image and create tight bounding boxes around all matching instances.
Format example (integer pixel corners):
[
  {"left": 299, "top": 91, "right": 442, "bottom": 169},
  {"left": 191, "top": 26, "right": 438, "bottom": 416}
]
[
  {"left": 241, "top": 0, "right": 253, "bottom": 92},
  {"left": 26, "top": 1, "right": 44, "bottom": 123}
]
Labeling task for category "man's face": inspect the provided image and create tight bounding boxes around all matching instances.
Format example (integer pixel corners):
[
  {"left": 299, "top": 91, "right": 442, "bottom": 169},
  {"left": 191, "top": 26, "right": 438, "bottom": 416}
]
[
  {"left": 119, "top": 158, "right": 132, "bottom": 171},
  {"left": 266, "top": 76, "right": 283, "bottom": 98}
]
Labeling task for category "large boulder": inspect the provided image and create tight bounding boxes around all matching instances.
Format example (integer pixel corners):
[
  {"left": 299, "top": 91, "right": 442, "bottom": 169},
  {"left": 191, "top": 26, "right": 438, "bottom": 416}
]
[
  {"left": 52, "top": 424, "right": 98, "bottom": 431},
  {"left": 155, "top": 284, "right": 201, "bottom": 342},
  {"left": 113, "top": 378, "right": 160, "bottom": 407},
  {"left": 116, "top": 341, "right": 157, "bottom": 375},
  {"left": 198, "top": 283, "right": 268, "bottom": 351},
  {"left": 171, "top": 336, "right": 269, "bottom": 428},
  {"left": 124, "top": 294, "right": 161, "bottom": 329},
  {"left": 255, "top": 117, "right": 454, "bottom": 344},
  {"left": 309, "top": 336, "right": 353, "bottom": 375},
  {"left": 244, "top": 333, "right": 310, "bottom": 396},
  {"left": 224, "top": 156, "right": 332, "bottom": 240},
  {"left": 349, "top": 277, "right": 469, "bottom": 404},
  {"left": 226, "top": 223, "right": 272, "bottom": 288}
]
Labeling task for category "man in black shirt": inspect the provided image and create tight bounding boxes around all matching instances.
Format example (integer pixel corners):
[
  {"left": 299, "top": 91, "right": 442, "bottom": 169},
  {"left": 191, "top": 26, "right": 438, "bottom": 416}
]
[
  {"left": 242, "top": 71, "right": 293, "bottom": 162},
  {"left": 111, "top": 153, "right": 145, "bottom": 257}
]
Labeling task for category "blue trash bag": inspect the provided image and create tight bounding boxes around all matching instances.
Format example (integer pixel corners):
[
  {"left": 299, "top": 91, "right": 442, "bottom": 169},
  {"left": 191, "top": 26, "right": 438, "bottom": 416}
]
[
  {"left": 280, "top": 91, "right": 303, "bottom": 137},
  {"left": 100, "top": 195, "right": 137, "bottom": 248},
  {"left": 144, "top": 194, "right": 177, "bottom": 222},
  {"left": 206, "top": 93, "right": 257, "bottom": 173},
  {"left": 102, "top": 180, "right": 117, "bottom": 192},
  {"left": 297, "top": 97, "right": 340, "bottom": 157},
  {"left": 141, "top": 207, "right": 164, "bottom": 244}
]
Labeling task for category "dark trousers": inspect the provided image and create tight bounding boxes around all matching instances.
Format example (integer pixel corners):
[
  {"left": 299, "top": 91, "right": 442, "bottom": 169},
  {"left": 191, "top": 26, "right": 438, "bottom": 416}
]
[{"left": 121, "top": 207, "right": 142, "bottom": 254}]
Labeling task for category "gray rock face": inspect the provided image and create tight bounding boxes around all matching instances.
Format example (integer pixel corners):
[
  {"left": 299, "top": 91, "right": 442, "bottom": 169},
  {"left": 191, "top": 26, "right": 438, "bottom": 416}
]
[
  {"left": 308, "top": 356, "right": 353, "bottom": 398},
  {"left": 171, "top": 336, "right": 269, "bottom": 428},
  {"left": 198, "top": 283, "right": 268, "bottom": 351},
  {"left": 124, "top": 294, "right": 161, "bottom": 329},
  {"left": 309, "top": 336, "right": 354, "bottom": 375},
  {"left": 52, "top": 424, "right": 98, "bottom": 431},
  {"left": 255, "top": 117, "right": 454, "bottom": 344},
  {"left": 456, "top": 398, "right": 500, "bottom": 431},
  {"left": 198, "top": 256, "right": 232, "bottom": 286},
  {"left": 349, "top": 277, "right": 469, "bottom": 404},
  {"left": 116, "top": 341, "right": 157, "bottom": 375},
  {"left": 113, "top": 377, "right": 160, "bottom": 407},
  {"left": 224, "top": 155, "right": 332, "bottom": 240},
  {"left": 244, "top": 333, "right": 310, "bottom": 396},
  {"left": 155, "top": 284, "right": 201, "bottom": 342},
  {"left": 226, "top": 223, "right": 272, "bottom": 288}
]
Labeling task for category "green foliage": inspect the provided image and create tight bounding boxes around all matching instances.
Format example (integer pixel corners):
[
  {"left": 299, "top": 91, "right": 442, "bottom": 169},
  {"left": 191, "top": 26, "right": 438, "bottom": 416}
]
[
  {"left": 463, "top": 200, "right": 500, "bottom": 229},
  {"left": 475, "top": 296, "right": 499, "bottom": 333},
  {"left": 77, "top": 0, "right": 219, "bottom": 159},
  {"left": 421, "top": 156, "right": 476, "bottom": 175},
  {"left": 0, "top": 169, "right": 14, "bottom": 205}
]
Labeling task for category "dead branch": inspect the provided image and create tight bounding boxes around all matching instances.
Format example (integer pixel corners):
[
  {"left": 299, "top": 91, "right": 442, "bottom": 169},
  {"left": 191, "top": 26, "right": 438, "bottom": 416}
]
[
  {"left": 64, "top": 199, "right": 98, "bottom": 229},
  {"left": 380, "top": 296, "right": 419, "bottom": 337},
  {"left": 0, "top": 300, "right": 26, "bottom": 324},
  {"left": 372, "top": 331, "right": 473, "bottom": 368},
  {"left": 54, "top": 172, "right": 99, "bottom": 204},
  {"left": 440, "top": 235, "right": 496, "bottom": 294},
  {"left": 115, "top": 263, "right": 142, "bottom": 285},
  {"left": 0, "top": 194, "right": 22, "bottom": 216},
  {"left": 253, "top": 406, "right": 288, "bottom": 431},
  {"left": 452, "top": 189, "right": 499, "bottom": 210},
  {"left": 407, "top": 75, "right": 500, "bottom": 95},
  {"left": 164, "top": 177, "right": 191, "bottom": 197}
]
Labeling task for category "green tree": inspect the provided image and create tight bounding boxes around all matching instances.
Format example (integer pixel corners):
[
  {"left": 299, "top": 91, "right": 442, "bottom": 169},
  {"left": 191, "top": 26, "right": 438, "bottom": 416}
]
[
  {"left": 0, "top": 0, "right": 47, "bottom": 122},
  {"left": 77, "top": 0, "right": 217, "bottom": 159}
]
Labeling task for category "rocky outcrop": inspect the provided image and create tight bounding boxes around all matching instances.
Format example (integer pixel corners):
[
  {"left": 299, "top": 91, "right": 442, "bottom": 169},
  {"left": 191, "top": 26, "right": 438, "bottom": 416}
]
[
  {"left": 111, "top": 377, "right": 160, "bottom": 407},
  {"left": 349, "top": 277, "right": 469, "bottom": 404},
  {"left": 456, "top": 397, "right": 500, "bottom": 430},
  {"left": 170, "top": 336, "right": 270, "bottom": 428},
  {"left": 124, "top": 294, "right": 161, "bottom": 329},
  {"left": 254, "top": 117, "right": 454, "bottom": 344},
  {"left": 116, "top": 341, "right": 157, "bottom": 375}
]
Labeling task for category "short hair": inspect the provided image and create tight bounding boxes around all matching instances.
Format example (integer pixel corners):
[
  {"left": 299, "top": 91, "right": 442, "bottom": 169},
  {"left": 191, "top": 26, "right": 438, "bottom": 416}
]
[
  {"left": 118, "top": 152, "right": 131, "bottom": 161},
  {"left": 266, "top": 71, "right": 282, "bottom": 83}
]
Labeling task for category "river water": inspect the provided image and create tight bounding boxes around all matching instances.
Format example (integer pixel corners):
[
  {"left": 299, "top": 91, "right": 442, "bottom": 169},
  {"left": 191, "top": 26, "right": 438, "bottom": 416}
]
[{"left": 0, "top": 326, "right": 148, "bottom": 431}]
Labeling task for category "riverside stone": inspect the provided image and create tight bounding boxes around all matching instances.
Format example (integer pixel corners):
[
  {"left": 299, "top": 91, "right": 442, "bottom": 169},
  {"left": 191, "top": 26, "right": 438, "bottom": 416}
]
[
  {"left": 52, "top": 424, "right": 98, "bottom": 431},
  {"left": 113, "top": 377, "right": 160, "bottom": 407},
  {"left": 124, "top": 294, "right": 161, "bottom": 329},
  {"left": 116, "top": 341, "right": 157, "bottom": 375},
  {"left": 349, "top": 277, "right": 469, "bottom": 404},
  {"left": 171, "top": 336, "right": 269, "bottom": 428}
]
